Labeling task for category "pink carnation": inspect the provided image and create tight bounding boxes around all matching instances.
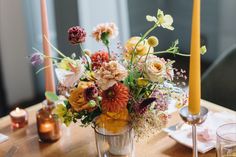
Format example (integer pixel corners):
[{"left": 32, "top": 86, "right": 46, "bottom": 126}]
[{"left": 92, "top": 23, "right": 118, "bottom": 41}]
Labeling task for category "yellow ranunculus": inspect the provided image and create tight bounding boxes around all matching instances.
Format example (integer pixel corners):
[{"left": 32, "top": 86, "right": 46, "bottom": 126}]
[
  {"left": 124, "top": 36, "right": 153, "bottom": 59},
  {"left": 96, "top": 109, "right": 130, "bottom": 133}
]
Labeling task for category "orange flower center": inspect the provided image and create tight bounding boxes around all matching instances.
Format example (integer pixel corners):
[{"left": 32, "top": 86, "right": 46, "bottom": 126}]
[{"left": 154, "top": 63, "right": 162, "bottom": 70}]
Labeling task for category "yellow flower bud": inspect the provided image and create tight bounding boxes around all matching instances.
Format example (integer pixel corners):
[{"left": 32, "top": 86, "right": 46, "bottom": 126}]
[
  {"left": 137, "top": 78, "right": 149, "bottom": 87},
  {"left": 147, "top": 36, "right": 159, "bottom": 47},
  {"left": 84, "top": 49, "right": 92, "bottom": 56}
]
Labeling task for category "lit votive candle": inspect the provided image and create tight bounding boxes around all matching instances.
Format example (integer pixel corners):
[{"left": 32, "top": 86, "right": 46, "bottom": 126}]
[
  {"left": 36, "top": 107, "right": 61, "bottom": 142},
  {"left": 10, "top": 107, "right": 28, "bottom": 129}
]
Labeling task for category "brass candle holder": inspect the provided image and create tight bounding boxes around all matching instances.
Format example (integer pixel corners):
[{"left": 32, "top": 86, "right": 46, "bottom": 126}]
[
  {"left": 36, "top": 100, "right": 61, "bottom": 142},
  {"left": 179, "top": 106, "right": 208, "bottom": 157}
]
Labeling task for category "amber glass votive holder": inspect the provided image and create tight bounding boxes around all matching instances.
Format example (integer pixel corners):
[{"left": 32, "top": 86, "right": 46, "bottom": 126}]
[
  {"left": 36, "top": 106, "right": 61, "bottom": 142},
  {"left": 10, "top": 107, "right": 28, "bottom": 129}
]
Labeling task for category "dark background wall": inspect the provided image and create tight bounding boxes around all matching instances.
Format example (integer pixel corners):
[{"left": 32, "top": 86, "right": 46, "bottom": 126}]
[
  {"left": 0, "top": 0, "right": 236, "bottom": 117},
  {"left": 54, "top": 0, "right": 79, "bottom": 56},
  {"left": 128, "top": 0, "right": 219, "bottom": 67}
]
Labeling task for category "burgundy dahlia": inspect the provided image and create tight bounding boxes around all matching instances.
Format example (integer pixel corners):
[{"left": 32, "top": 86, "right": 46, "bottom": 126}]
[{"left": 68, "top": 26, "right": 86, "bottom": 44}]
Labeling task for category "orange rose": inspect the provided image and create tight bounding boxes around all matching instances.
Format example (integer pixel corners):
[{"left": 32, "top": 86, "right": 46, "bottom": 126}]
[{"left": 68, "top": 81, "right": 96, "bottom": 112}]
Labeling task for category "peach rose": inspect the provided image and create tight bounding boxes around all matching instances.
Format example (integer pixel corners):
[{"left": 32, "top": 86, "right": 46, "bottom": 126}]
[{"left": 143, "top": 55, "right": 166, "bottom": 83}]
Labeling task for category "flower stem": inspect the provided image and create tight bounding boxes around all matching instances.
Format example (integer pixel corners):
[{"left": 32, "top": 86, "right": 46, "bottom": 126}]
[
  {"left": 140, "top": 46, "right": 152, "bottom": 76},
  {"left": 144, "top": 46, "right": 152, "bottom": 63},
  {"left": 44, "top": 35, "right": 67, "bottom": 58},
  {"left": 36, "top": 63, "right": 56, "bottom": 74},
  {"left": 151, "top": 51, "right": 190, "bottom": 57},
  {"left": 33, "top": 47, "right": 63, "bottom": 60},
  {"left": 105, "top": 44, "right": 111, "bottom": 58},
  {"left": 44, "top": 55, "right": 62, "bottom": 60},
  {"left": 79, "top": 44, "right": 85, "bottom": 56},
  {"left": 135, "top": 87, "right": 143, "bottom": 99},
  {"left": 79, "top": 44, "right": 92, "bottom": 71}
]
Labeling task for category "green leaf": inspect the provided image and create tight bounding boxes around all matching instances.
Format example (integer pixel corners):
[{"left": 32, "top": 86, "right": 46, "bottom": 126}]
[
  {"left": 201, "top": 45, "right": 207, "bottom": 55},
  {"left": 45, "top": 91, "right": 59, "bottom": 102},
  {"left": 64, "top": 116, "right": 72, "bottom": 127}
]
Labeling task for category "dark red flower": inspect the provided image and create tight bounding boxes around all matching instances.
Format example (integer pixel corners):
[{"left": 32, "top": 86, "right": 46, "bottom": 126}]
[
  {"left": 68, "top": 26, "right": 86, "bottom": 44},
  {"left": 84, "top": 86, "right": 98, "bottom": 101},
  {"left": 138, "top": 98, "right": 156, "bottom": 114},
  {"left": 91, "top": 51, "right": 109, "bottom": 70}
]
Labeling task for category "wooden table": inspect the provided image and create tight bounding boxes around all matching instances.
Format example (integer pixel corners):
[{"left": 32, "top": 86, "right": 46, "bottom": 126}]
[{"left": 0, "top": 100, "right": 235, "bottom": 157}]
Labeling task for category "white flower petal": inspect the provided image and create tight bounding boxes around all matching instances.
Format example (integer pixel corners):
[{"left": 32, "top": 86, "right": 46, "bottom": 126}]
[
  {"left": 164, "top": 15, "right": 174, "bottom": 26},
  {"left": 55, "top": 67, "right": 84, "bottom": 87},
  {"left": 164, "top": 25, "right": 174, "bottom": 31},
  {"left": 157, "top": 9, "right": 164, "bottom": 17},
  {"left": 146, "top": 15, "right": 157, "bottom": 23}
]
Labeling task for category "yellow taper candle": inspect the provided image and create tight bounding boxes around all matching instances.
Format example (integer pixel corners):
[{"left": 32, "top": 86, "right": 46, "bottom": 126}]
[{"left": 188, "top": 0, "right": 201, "bottom": 115}]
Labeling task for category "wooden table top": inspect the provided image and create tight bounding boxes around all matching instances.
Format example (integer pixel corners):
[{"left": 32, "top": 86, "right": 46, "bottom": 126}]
[{"left": 0, "top": 100, "right": 235, "bottom": 157}]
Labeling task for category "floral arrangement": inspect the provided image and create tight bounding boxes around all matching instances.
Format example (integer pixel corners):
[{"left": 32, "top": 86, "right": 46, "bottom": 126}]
[{"left": 30, "top": 9, "right": 195, "bottom": 138}]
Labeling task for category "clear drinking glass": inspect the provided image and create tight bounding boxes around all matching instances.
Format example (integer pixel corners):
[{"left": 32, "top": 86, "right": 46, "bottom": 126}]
[
  {"left": 216, "top": 123, "right": 236, "bottom": 157},
  {"left": 94, "top": 123, "right": 134, "bottom": 157}
]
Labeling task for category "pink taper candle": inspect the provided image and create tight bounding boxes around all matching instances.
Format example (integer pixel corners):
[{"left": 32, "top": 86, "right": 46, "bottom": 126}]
[
  {"left": 188, "top": 0, "right": 201, "bottom": 115},
  {"left": 40, "top": 0, "right": 56, "bottom": 93}
]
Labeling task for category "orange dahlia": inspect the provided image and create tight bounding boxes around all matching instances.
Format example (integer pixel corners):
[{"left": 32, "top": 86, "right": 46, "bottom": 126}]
[
  {"left": 91, "top": 51, "right": 109, "bottom": 70},
  {"left": 101, "top": 83, "right": 129, "bottom": 112}
]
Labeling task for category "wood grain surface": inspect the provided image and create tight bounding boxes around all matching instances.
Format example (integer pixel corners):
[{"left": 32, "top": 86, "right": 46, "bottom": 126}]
[{"left": 0, "top": 100, "right": 235, "bottom": 157}]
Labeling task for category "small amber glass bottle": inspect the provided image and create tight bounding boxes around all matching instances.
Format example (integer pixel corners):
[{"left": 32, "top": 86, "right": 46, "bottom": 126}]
[{"left": 36, "top": 100, "right": 61, "bottom": 142}]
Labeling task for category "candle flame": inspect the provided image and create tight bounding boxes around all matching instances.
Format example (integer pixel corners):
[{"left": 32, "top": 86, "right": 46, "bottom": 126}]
[{"left": 16, "top": 107, "right": 20, "bottom": 112}]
